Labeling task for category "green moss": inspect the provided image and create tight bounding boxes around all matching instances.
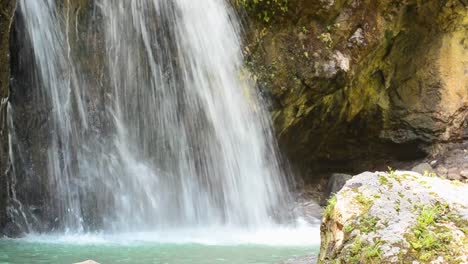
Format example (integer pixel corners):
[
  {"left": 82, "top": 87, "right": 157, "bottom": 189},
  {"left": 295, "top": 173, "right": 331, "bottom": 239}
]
[
  {"left": 362, "top": 241, "right": 383, "bottom": 262},
  {"left": 323, "top": 194, "right": 337, "bottom": 220},
  {"left": 359, "top": 215, "right": 379, "bottom": 234},
  {"left": 418, "top": 180, "right": 431, "bottom": 189},
  {"left": 343, "top": 238, "right": 382, "bottom": 264},
  {"left": 423, "top": 171, "right": 437, "bottom": 177},
  {"left": 235, "top": 0, "right": 288, "bottom": 23},
  {"left": 354, "top": 193, "right": 374, "bottom": 212},
  {"left": 378, "top": 175, "right": 392, "bottom": 188},
  {"left": 405, "top": 203, "right": 464, "bottom": 263},
  {"left": 451, "top": 181, "right": 464, "bottom": 187},
  {"left": 394, "top": 199, "right": 401, "bottom": 212},
  {"left": 344, "top": 223, "right": 355, "bottom": 235},
  {"left": 446, "top": 209, "right": 468, "bottom": 237}
]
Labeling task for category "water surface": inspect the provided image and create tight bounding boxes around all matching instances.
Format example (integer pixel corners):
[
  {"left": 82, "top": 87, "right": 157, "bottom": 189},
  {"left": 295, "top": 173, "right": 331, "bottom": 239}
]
[{"left": 0, "top": 231, "right": 319, "bottom": 264}]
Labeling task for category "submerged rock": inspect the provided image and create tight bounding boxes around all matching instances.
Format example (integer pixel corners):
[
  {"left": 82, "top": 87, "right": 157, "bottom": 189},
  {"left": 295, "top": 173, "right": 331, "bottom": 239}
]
[
  {"left": 278, "top": 255, "right": 317, "bottom": 264},
  {"left": 319, "top": 171, "right": 468, "bottom": 263},
  {"left": 74, "top": 260, "right": 100, "bottom": 264}
]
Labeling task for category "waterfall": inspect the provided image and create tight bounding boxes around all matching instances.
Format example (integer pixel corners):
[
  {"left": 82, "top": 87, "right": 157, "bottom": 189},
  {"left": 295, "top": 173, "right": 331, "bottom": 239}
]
[{"left": 11, "top": 0, "right": 293, "bottom": 233}]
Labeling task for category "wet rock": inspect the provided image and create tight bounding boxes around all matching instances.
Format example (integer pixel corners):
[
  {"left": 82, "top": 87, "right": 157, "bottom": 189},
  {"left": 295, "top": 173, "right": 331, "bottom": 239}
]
[
  {"left": 278, "top": 255, "right": 317, "bottom": 264},
  {"left": 316, "top": 51, "right": 350, "bottom": 78},
  {"left": 447, "top": 173, "right": 463, "bottom": 181},
  {"left": 322, "top": 173, "right": 352, "bottom": 204},
  {"left": 348, "top": 28, "right": 365, "bottom": 47},
  {"left": 1, "top": 222, "right": 24, "bottom": 238},
  {"left": 411, "top": 163, "right": 435, "bottom": 175},
  {"left": 431, "top": 142, "right": 468, "bottom": 182},
  {"left": 436, "top": 166, "right": 449, "bottom": 177},
  {"left": 293, "top": 200, "right": 322, "bottom": 223},
  {"left": 0, "top": 0, "right": 17, "bottom": 234},
  {"left": 238, "top": 0, "right": 468, "bottom": 179},
  {"left": 319, "top": 171, "right": 468, "bottom": 263},
  {"left": 74, "top": 261, "right": 100, "bottom": 264},
  {"left": 461, "top": 170, "right": 468, "bottom": 179}
]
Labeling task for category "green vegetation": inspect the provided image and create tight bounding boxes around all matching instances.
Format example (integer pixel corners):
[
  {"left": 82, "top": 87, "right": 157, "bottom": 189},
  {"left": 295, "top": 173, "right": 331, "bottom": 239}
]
[
  {"left": 343, "top": 223, "right": 355, "bottom": 235},
  {"left": 235, "top": 0, "right": 288, "bottom": 23},
  {"left": 405, "top": 203, "right": 462, "bottom": 263},
  {"left": 323, "top": 194, "right": 337, "bottom": 220},
  {"left": 378, "top": 175, "right": 392, "bottom": 188},
  {"left": 354, "top": 193, "right": 373, "bottom": 212},
  {"left": 318, "top": 33, "right": 333, "bottom": 48},
  {"left": 344, "top": 238, "right": 382, "bottom": 264},
  {"left": 386, "top": 167, "right": 402, "bottom": 183},
  {"left": 423, "top": 171, "right": 437, "bottom": 177},
  {"left": 394, "top": 199, "right": 401, "bottom": 212},
  {"left": 359, "top": 215, "right": 379, "bottom": 234},
  {"left": 451, "top": 180, "right": 464, "bottom": 187}
]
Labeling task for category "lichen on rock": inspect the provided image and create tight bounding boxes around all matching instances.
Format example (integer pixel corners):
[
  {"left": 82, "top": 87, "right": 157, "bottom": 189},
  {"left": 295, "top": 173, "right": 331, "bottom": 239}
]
[
  {"left": 236, "top": 0, "right": 468, "bottom": 178},
  {"left": 319, "top": 171, "right": 468, "bottom": 263}
]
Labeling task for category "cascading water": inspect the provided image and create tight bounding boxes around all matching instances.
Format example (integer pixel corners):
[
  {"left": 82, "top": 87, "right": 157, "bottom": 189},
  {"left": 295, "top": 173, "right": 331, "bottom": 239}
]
[
  {"left": 16, "top": 0, "right": 90, "bottom": 232},
  {"left": 11, "top": 0, "right": 295, "bottom": 233}
]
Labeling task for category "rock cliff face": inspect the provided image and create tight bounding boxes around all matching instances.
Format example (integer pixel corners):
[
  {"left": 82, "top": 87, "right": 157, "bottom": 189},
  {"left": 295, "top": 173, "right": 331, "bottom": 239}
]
[
  {"left": 0, "top": 0, "right": 16, "bottom": 233},
  {"left": 236, "top": 0, "right": 468, "bottom": 179},
  {"left": 3, "top": 0, "right": 107, "bottom": 233}
]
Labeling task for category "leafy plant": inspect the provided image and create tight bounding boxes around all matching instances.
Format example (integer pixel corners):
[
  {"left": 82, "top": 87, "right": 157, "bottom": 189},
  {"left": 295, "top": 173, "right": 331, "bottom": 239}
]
[
  {"left": 323, "top": 194, "right": 337, "bottom": 220},
  {"left": 378, "top": 175, "right": 392, "bottom": 187},
  {"left": 345, "top": 238, "right": 382, "bottom": 264},
  {"left": 354, "top": 193, "right": 373, "bottom": 212},
  {"left": 359, "top": 215, "right": 379, "bottom": 234},
  {"left": 406, "top": 203, "right": 455, "bottom": 262}
]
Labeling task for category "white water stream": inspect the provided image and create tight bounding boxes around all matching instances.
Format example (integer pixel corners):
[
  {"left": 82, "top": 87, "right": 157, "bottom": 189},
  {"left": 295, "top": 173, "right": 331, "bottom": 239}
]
[{"left": 10, "top": 0, "right": 319, "bottom": 243}]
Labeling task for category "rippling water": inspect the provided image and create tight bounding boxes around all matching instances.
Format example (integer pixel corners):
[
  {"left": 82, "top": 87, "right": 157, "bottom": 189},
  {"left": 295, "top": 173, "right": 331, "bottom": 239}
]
[{"left": 0, "top": 228, "right": 320, "bottom": 264}]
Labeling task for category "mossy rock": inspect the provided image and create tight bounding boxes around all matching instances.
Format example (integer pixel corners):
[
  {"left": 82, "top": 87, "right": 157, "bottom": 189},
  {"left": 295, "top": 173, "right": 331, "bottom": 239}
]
[
  {"left": 237, "top": 0, "right": 468, "bottom": 177},
  {"left": 319, "top": 171, "right": 468, "bottom": 263}
]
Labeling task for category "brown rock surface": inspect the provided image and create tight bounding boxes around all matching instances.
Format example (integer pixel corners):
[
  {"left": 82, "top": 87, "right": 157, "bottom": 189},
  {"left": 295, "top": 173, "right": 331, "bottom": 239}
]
[{"left": 237, "top": 0, "right": 468, "bottom": 179}]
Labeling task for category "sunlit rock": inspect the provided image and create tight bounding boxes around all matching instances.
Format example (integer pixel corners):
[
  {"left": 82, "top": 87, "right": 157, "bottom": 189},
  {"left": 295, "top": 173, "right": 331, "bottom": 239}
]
[{"left": 319, "top": 171, "right": 468, "bottom": 263}]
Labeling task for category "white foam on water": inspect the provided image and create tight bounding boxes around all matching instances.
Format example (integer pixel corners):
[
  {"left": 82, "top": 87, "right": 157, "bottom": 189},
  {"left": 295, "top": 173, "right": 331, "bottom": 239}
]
[{"left": 20, "top": 221, "right": 320, "bottom": 247}]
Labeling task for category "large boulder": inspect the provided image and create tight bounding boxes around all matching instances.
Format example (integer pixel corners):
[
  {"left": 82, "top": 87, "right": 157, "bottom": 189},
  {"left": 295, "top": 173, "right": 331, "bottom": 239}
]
[
  {"left": 319, "top": 171, "right": 468, "bottom": 263},
  {"left": 237, "top": 0, "right": 468, "bottom": 178},
  {"left": 321, "top": 173, "right": 352, "bottom": 205}
]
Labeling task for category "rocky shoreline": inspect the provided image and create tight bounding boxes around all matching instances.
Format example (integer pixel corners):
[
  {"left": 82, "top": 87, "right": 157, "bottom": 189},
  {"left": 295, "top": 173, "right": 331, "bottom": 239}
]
[{"left": 280, "top": 165, "right": 468, "bottom": 264}]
